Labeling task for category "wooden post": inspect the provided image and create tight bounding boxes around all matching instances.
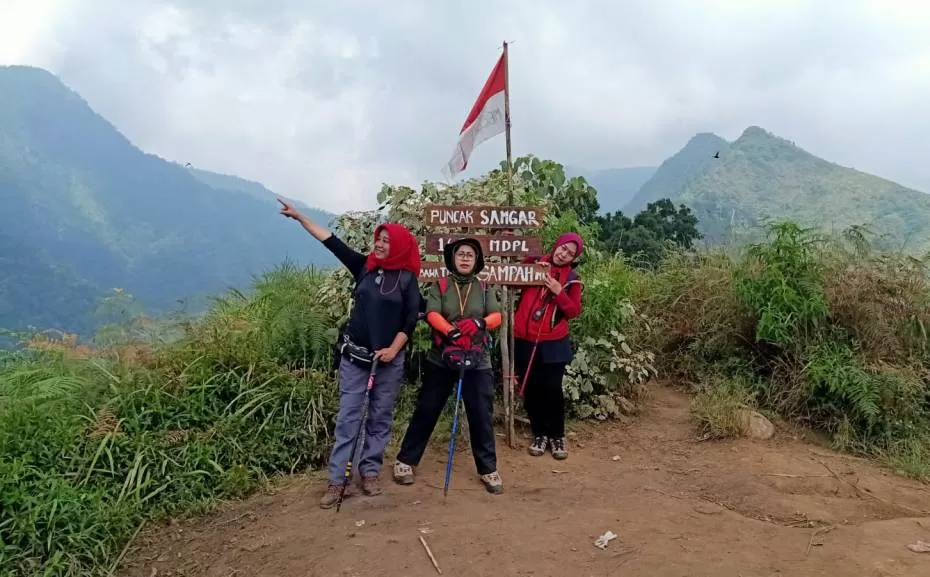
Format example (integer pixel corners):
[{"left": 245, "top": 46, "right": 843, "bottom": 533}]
[{"left": 501, "top": 40, "right": 517, "bottom": 449}]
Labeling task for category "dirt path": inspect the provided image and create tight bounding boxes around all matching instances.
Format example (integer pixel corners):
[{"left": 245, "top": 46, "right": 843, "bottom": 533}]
[{"left": 120, "top": 384, "right": 930, "bottom": 577}]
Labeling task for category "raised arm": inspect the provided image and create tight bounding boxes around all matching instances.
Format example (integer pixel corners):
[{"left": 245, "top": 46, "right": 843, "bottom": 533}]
[{"left": 278, "top": 198, "right": 366, "bottom": 277}]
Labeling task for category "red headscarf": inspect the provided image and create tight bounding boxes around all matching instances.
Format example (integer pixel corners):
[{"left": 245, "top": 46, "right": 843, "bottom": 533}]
[
  {"left": 365, "top": 223, "right": 421, "bottom": 277},
  {"left": 539, "top": 232, "right": 584, "bottom": 282}
]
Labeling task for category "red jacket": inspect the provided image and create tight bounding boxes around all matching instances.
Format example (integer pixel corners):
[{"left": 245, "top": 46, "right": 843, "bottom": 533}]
[{"left": 513, "top": 257, "right": 583, "bottom": 342}]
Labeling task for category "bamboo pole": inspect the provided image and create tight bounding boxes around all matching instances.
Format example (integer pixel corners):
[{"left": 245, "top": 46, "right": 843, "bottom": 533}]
[{"left": 501, "top": 40, "right": 517, "bottom": 448}]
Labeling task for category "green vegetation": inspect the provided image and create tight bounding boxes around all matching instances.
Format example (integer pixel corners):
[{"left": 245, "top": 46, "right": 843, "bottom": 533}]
[
  {"left": 5, "top": 66, "right": 930, "bottom": 576},
  {"left": 0, "top": 65, "right": 336, "bottom": 337},
  {"left": 636, "top": 221, "right": 930, "bottom": 478},
  {"left": 634, "top": 126, "right": 930, "bottom": 251},
  {"left": 596, "top": 198, "right": 702, "bottom": 268},
  {"left": 4, "top": 150, "right": 930, "bottom": 577}
]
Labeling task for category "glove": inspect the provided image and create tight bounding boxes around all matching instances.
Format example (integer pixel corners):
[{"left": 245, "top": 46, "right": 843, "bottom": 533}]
[
  {"left": 445, "top": 327, "right": 463, "bottom": 342},
  {"left": 456, "top": 318, "right": 485, "bottom": 337}
]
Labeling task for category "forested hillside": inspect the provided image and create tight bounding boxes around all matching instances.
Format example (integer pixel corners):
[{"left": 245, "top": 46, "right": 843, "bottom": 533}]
[
  {"left": 677, "top": 126, "right": 930, "bottom": 249},
  {"left": 0, "top": 65, "right": 335, "bottom": 336},
  {"left": 618, "top": 126, "right": 930, "bottom": 251}
]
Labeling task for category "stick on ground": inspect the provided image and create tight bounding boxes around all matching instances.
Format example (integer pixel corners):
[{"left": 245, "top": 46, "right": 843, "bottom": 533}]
[{"left": 419, "top": 535, "right": 442, "bottom": 574}]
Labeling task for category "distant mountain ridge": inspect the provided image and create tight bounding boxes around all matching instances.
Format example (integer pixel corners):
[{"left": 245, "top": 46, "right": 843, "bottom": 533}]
[
  {"left": 634, "top": 126, "right": 930, "bottom": 251},
  {"left": 623, "top": 133, "right": 729, "bottom": 214},
  {"left": 0, "top": 65, "right": 336, "bottom": 336}
]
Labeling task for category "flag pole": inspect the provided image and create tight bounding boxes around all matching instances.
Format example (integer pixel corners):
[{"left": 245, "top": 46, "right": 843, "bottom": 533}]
[{"left": 501, "top": 40, "right": 517, "bottom": 449}]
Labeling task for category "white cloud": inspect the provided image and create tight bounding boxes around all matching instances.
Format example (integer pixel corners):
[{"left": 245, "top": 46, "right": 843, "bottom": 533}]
[{"left": 3, "top": 0, "right": 930, "bottom": 211}]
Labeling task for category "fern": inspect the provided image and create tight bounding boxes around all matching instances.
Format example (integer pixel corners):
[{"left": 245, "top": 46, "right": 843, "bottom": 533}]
[{"left": 805, "top": 342, "right": 881, "bottom": 431}]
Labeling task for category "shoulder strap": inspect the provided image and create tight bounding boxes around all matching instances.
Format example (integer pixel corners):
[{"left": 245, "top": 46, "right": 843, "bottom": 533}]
[
  {"left": 438, "top": 277, "right": 449, "bottom": 295},
  {"left": 480, "top": 280, "right": 488, "bottom": 314}
]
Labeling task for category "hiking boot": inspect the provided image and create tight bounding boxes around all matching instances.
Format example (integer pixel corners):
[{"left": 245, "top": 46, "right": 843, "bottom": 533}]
[
  {"left": 360, "top": 474, "right": 382, "bottom": 496},
  {"left": 319, "top": 484, "right": 345, "bottom": 509},
  {"left": 480, "top": 471, "right": 503, "bottom": 494},
  {"left": 550, "top": 437, "right": 568, "bottom": 460},
  {"left": 393, "top": 461, "right": 415, "bottom": 485},
  {"left": 528, "top": 436, "right": 549, "bottom": 457}
]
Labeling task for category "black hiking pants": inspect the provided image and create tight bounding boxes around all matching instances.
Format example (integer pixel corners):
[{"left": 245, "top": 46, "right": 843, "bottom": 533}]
[
  {"left": 397, "top": 362, "right": 497, "bottom": 475},
  {"left": 516, "top": 343, "right": 568, "bottom": 439}
]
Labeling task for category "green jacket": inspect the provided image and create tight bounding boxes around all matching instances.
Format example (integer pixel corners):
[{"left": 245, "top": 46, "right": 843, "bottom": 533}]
[{"left": 425, "top": 277, "right": 501, "bottom": 370}]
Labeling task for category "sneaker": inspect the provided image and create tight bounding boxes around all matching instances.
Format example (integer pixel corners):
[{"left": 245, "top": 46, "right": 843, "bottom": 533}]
[
  {"left": 528, "top": 436, "right": 549, "bottom": 457},
  {"left": 480, "top": 471, "right": 504, "bottom": 494},
  {"left": 393, "top": 461, "right": 415, "bottom": 485},
  {"left": 360, "top": 474, "right": 382, "bottom": 496},
  {"left": 319, "top": 484, "right": 345, "bottom": 509},
  {"left": 550, "top": 437, "right": 568, "bottom": 460}
]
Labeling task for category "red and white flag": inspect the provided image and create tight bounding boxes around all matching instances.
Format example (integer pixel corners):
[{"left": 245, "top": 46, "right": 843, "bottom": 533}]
[{"left": 442, "top": 52, "right": 507, "bottom": 180}]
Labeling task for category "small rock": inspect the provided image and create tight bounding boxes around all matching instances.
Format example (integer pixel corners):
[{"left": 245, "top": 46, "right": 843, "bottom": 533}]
[
  {"left": 355, "top": 520, "right": 365, "bottom": 527},
  {"left": 742, "top": 410, "right": 775, "bottom": 440},
  {"left": 611, "top": 455, "right": 621, "bottom": 462}
]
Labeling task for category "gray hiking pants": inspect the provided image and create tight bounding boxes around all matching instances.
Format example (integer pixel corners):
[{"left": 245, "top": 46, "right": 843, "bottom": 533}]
[{"left": 326, "top": 351, "right": 406, "bottom": 484}]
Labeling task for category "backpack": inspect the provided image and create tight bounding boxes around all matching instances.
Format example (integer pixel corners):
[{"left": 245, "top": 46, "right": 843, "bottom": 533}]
[{"left": 431, "top": 277, "right": 493, "bottom": 369}]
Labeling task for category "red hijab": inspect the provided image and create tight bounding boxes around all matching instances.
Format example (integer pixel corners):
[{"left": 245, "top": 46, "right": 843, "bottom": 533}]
[
  {"left": 540, "top": 232, "right": 584, "bottom": 282},
  {"left": 365, "top": 223, "right": 421, "bottom": 277}
]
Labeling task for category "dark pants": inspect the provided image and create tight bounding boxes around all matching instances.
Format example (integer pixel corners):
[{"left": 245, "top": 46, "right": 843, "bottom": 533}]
[
  {"left": 516, "top": 344, "right": 568, "bottom": 439},
  {"left": 397, "top": 362, "right": 497, "bottom": 475}
]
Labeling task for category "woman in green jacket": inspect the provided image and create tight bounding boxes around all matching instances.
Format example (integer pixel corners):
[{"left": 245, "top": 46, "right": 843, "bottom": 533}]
[{"left": 392, "top": 237, "right": 504, "bottom": 494}]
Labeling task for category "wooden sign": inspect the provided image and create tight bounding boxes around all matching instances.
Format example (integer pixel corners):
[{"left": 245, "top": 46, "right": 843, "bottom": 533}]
[
  {"left": 424, "top": 234, "right": 543, "bottom": 257},
  {"left": 424, "top": 204, "right": 546, "bottom": 229},
  {"left": 418, "top": 261, "right": 549, "bottom": 286}
]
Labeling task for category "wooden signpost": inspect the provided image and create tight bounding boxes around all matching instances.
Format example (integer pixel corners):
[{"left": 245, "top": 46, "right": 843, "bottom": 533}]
[{"left": 424, "top": 234, "right": 543, "bottom": 258}]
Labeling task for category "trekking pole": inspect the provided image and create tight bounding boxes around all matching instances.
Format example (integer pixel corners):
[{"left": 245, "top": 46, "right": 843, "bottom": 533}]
[
  {"left": 442, "top": 363, "right": 467, "bottom": 499},
  {"left": 335, "top": 358, "right": 379, "bottom": 513},
  {"left": 517, "top": 314, "right": 546, "bottom": 397}
]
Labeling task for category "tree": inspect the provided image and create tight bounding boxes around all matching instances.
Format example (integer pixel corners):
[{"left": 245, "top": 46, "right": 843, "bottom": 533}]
[
  {"left": 596, "top": 198, "right": 702, "bottom": 267},
  {"left": 500, "top": 155, "right": 601, "bottom": 225}
]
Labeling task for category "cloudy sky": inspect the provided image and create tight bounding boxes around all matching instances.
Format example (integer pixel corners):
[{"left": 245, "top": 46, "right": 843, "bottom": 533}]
[{"left": 2, "top": 0, "right": 929, "bottom": 213}]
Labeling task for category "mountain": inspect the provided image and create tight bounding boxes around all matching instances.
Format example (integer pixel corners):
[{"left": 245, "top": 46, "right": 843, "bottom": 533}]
[
  {"left": 624, "top": 133, "right": 730, "bottom": 214},
  {"left": 187, "top": 167, "right": 322, "bottom": 215},
  {"left": 651, "top": 126, "right": 930, "bottom": 250},
  {"left": 0, "top": 65, "right": 337, "bottom": 337},
  {"left": 565, "top": 166, "right": 656, "bottom": 213}
]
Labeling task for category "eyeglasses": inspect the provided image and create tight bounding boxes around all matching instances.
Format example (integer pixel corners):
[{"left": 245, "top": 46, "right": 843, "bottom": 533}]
[{"left": 455, "top": 253, "right": 476, "bottom": 260}]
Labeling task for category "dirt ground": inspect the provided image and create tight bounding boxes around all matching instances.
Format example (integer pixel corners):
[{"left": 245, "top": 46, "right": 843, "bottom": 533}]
[{"left": 119, "top": 383, "right": 930, "bottom": 577}]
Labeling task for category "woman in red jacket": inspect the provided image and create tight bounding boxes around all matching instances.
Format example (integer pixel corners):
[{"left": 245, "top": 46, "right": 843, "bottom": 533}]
[{"left": 514, "top": 232, "right": 584, "bottom": 460}]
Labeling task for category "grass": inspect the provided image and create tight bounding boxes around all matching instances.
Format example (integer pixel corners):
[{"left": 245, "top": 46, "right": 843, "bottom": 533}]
[
  {"left": 638, "top": 221, "right": 930, "bottom": 478},
  {"left": 6, "top": 219, "right": 930, "bottom": 576}
]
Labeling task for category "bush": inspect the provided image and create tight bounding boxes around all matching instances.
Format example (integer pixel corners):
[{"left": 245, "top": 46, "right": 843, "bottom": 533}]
[
  {"left": 640, "top": 220, "right": 930, "bottom": 476},
  {"left": 0, "top": 267, "right": 342, "bottom": 577}
]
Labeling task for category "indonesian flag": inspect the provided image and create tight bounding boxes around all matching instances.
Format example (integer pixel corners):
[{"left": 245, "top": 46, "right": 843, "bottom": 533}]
[{"left": 442, "top": 52, "right": 507, "bottom": 180}]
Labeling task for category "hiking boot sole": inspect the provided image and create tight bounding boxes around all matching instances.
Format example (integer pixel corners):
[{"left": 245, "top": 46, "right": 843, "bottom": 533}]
[
  {"left": 393, "top": 475, "right": 414, "bottom": 485},
  {"left": 483, "top": 483, "right": 504, "bottom": 494}
]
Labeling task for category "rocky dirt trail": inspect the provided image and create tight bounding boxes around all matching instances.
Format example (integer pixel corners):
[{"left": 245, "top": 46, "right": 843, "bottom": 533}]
[{"left": 120, "top": 384, "right": 930, "bottom": 577}]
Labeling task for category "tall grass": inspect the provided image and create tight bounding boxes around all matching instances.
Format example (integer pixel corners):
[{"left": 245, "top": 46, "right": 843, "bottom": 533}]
[
  {"left": 638, "top": 221, "right": 930, "bottom": 477},
  {"left": 0, "top": 265, "right": 341, "bottom": 577}
]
